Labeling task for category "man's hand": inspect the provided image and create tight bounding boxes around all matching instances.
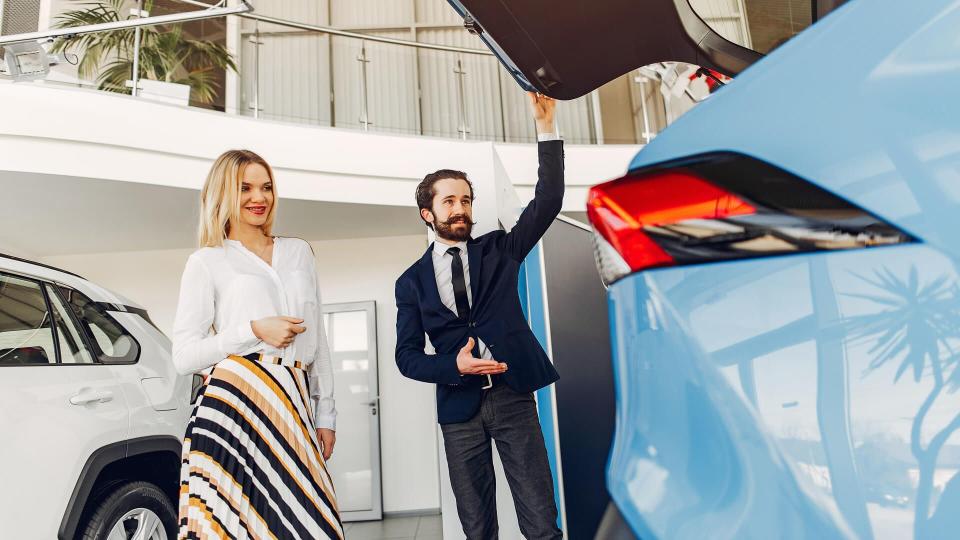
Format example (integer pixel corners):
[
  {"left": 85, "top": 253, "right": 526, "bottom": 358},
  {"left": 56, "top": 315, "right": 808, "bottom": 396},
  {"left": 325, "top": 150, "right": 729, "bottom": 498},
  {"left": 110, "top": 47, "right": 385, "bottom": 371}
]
[
  {"left": 457, "top": 337, "right": 508, "bottom": 375},
  {"left": 528, "top": 91, "right": 556, "bottom": 135},
  {"left": 251, "top": 316, "right": 306, "bottom": 349},
  {"left": 316, "top": 428, "right": 336, "bottom": 461}
]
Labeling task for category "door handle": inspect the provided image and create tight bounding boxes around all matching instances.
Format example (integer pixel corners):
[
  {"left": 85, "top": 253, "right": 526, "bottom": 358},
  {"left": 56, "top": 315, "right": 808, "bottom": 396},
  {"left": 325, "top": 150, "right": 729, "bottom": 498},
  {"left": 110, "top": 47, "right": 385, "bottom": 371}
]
[
  {"left": 364, "top": 397, "right": 380, "bottom": 416},
  {"left": 70, "top": 389, "right": 114, "bottom": 406}
]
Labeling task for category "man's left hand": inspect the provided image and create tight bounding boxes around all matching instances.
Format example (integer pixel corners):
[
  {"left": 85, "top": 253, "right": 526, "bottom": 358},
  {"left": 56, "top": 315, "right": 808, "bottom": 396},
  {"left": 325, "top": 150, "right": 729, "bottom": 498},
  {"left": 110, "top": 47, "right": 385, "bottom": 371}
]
[
  {"left": 528, "top": 91, "right": 556, "bottom": 135},
  {"left": 317, "top": 428, "right": 336, "bottom": 461}
]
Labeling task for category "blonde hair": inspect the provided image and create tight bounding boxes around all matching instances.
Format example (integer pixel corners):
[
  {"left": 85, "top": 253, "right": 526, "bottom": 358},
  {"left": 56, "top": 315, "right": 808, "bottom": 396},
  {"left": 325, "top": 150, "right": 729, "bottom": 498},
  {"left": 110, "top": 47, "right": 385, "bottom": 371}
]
[{"left": 198, "top": 149, "right": 278, "bottom": 247}]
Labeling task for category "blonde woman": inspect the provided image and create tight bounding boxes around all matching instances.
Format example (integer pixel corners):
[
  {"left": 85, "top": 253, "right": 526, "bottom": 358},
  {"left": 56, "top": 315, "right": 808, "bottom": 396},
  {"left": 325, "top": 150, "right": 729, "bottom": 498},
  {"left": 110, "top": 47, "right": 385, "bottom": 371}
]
[{"left": 172, "top": 149, "right": 342, "bottom": 540}]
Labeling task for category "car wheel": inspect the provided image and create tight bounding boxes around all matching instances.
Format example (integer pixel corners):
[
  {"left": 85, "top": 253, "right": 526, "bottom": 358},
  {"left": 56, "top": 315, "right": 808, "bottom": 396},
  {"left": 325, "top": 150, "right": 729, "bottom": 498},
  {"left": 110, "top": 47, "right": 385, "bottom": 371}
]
[{"left": 80, "top": 481, "right": 177, "bottom": 540}]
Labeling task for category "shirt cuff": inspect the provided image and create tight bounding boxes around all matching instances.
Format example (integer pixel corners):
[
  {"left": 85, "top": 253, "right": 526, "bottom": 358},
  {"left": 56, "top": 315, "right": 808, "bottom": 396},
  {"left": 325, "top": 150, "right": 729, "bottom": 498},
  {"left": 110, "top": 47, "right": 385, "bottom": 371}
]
[
  {"left": 313, "top": 415, "right": 337, "bottom": 431},
  {"left": 217, "top": 320, "right": 260, "bottom": 357},
  {"left": 314, "top": 410, "right": 337, "bottom": 431},
  {"left": 239, "top": 320, "right": 257, "bottom": 343},
  {"left": 537, "top": 132, "right": 560, "bottom": 142}
]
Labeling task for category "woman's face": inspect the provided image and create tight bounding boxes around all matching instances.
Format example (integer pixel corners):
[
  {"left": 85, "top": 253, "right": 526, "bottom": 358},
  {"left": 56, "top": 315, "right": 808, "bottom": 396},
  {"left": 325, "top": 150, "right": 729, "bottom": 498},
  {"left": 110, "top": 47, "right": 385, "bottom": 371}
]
[{"left": 238, "top": 163, "right": 274, "bottom": 228}]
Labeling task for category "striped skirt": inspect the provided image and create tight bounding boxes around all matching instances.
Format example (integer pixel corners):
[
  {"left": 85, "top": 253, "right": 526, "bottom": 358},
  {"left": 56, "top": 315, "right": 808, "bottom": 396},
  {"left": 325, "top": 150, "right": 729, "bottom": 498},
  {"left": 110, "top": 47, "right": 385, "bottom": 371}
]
[{"left": 178, "top": 353, "right": 343, "bottom": 540}]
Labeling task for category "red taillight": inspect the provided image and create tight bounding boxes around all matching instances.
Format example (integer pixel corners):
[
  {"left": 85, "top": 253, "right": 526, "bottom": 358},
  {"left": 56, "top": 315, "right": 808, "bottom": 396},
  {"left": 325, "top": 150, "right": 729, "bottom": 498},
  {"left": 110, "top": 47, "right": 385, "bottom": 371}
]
[
  {"left": 587, "top": 171, "right": 756, "bottom": 272},
  {"left": 586, "top": 153, "right": 914, "bottom": 286}
]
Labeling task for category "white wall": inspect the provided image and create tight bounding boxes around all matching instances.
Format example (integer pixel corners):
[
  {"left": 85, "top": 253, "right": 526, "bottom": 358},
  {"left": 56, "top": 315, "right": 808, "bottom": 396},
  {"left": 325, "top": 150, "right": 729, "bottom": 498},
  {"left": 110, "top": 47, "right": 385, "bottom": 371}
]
[
  {"left": 0, "top": 75, "right": 640, "bottom": 215},
  {"left": 309, "top": 235, "right": 440, "bottom": 515},
  {"left": 40, "top": 232, "right": 443, "bottom": 514}
]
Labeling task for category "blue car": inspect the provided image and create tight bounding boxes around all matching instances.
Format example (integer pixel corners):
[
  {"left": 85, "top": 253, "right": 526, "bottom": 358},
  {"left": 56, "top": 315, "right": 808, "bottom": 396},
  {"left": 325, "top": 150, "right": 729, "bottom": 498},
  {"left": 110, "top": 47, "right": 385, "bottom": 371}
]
[{"left": 451, "top": 0, "right": 960, "bottom": 538}]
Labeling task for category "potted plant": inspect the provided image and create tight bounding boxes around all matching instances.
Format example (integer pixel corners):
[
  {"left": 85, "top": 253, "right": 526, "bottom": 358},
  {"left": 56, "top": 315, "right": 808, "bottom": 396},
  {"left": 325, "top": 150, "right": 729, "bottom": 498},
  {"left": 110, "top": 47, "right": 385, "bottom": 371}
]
[{"left": 51, "top": 0, "right": 237, "bottom": 106}]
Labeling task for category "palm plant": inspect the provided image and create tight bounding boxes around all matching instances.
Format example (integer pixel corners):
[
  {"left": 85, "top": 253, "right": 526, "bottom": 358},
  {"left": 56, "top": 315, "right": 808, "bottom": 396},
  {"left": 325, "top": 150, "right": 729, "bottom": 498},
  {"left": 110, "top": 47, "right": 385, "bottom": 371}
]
[
  {"left": 844, "top": 266, "right": 960, "bottom": 539},
  {"left": 50, "top": 0, "right": 236, "bottom": 104}
]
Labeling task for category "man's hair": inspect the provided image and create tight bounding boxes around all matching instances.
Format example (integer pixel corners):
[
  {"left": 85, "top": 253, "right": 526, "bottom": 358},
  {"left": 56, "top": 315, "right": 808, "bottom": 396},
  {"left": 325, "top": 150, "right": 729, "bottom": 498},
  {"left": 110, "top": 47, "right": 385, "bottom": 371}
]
[{"left": 415, "top": 169, "right": 474, "bottom": 230}]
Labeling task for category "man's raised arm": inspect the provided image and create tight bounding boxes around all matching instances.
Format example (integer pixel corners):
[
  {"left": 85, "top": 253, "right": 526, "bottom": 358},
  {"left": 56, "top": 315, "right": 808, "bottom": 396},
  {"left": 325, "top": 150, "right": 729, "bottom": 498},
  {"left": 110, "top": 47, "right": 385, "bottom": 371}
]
[{"left": 502, "top": 92, "right": 565, "bottom": 261}]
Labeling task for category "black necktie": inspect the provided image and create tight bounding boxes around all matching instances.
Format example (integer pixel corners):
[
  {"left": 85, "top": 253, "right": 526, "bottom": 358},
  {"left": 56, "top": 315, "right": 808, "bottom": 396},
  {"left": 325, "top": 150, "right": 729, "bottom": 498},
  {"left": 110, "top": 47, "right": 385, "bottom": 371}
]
[{"left": 446, "top": 247, "right": 470, "bottom": 322}]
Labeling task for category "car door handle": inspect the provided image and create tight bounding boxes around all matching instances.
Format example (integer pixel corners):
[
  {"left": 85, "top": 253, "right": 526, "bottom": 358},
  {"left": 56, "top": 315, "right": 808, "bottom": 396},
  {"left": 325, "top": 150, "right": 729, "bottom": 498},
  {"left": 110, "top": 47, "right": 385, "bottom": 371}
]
[{"left": 69, "top": 389, "right": 114, "bottom": 406}]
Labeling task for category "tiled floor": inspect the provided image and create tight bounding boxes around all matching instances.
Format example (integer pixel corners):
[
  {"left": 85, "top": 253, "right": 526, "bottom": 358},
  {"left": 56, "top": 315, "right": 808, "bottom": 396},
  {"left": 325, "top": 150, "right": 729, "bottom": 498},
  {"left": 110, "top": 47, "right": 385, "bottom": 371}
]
[{"left": 344, "top": 515, "right": 443, "bottom": 540}]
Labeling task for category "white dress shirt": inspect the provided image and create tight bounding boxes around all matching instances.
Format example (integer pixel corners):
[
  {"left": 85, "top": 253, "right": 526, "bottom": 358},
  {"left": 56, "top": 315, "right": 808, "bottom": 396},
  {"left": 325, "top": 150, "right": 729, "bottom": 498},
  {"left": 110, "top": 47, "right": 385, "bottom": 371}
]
[
  {"left": 430, "top": 132, "right": 557, "bottom": 361},
  {"left": 431, "top": 240, "right": 493, "bottom": 360},
  {"left": 172, "top": 236, "right": 337, "bottom": 430}
]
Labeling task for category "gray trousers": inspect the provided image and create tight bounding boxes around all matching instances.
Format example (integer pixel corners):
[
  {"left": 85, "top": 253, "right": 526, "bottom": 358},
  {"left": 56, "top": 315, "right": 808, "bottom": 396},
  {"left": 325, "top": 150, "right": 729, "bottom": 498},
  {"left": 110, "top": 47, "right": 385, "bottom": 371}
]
[{"left": 440, "top": 384, "right": 563, "bottom": 540}]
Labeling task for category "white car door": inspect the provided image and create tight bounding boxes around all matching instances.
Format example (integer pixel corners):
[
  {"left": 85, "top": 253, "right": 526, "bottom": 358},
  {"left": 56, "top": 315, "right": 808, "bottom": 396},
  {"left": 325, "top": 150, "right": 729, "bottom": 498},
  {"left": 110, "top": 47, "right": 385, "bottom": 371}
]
[{"left": 0, "top": 272, "right": 130, "bottom": 539}]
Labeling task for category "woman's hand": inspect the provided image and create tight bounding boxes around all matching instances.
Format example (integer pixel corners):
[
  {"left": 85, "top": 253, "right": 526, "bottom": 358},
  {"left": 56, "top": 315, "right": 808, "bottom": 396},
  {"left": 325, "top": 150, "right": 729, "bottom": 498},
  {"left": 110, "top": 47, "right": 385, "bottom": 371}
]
[
  {"left": 316, "top": 428, "right": 336, "bottom": 461},
  {"left": 251, "top": 316, "right": 306, "bottom": 349}
]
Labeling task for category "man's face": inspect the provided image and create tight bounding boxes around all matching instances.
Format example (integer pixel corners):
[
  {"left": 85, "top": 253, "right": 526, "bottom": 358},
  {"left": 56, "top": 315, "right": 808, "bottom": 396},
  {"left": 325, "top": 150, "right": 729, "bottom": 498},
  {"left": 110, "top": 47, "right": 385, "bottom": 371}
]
[{"left": 423, "top": 178, "right": 474, "bottom": 242}]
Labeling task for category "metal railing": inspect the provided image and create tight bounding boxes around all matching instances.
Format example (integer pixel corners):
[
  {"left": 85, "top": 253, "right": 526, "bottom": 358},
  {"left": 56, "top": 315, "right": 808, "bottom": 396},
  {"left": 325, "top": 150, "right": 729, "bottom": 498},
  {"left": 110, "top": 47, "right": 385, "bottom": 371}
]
[
  {"left": 227, "top": 13, "right": 600, "bottom": 143},
  {"left": 12, "top": 1, "right": 672, "bottom": 145}
]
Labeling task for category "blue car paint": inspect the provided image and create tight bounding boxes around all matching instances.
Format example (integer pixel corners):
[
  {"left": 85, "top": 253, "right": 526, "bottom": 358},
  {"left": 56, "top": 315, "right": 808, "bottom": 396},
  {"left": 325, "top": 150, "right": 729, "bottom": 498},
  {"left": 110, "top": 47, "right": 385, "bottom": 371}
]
[{"left": 607, "top": 0, "right": 960, "bottom": 538}]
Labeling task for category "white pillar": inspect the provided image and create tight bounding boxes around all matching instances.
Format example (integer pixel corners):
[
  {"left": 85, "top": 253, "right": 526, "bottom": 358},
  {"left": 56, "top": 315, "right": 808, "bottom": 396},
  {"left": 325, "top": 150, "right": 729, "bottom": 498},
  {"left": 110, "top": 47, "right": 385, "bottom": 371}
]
[
  {"left": 225, "top": 0, "right": 241, "bottom": 115},
  {"left": 37, "top": 0, "right": 53, "bottom": 30}
]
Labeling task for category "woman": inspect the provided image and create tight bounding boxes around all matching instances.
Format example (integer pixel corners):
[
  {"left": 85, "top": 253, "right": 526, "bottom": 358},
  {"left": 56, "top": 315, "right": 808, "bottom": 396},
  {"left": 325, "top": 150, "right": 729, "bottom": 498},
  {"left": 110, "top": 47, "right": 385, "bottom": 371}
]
[{"left": 172, "top": 149, "right": 342, "bottom": 540}]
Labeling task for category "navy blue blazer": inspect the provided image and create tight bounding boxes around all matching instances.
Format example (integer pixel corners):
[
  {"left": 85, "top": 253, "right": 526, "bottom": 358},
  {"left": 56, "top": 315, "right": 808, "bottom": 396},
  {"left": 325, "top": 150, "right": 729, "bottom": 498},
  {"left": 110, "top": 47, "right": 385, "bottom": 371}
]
[{"left": 394, "top": 140, "right": 564, "bottom": 424}]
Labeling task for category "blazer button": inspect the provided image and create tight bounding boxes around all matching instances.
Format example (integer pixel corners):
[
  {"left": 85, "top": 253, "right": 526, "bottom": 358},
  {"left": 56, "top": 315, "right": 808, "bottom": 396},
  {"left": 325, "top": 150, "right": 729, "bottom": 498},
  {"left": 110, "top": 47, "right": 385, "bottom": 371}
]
[{"left": 469, "top": 321, "right": 476, "bottom": 328}]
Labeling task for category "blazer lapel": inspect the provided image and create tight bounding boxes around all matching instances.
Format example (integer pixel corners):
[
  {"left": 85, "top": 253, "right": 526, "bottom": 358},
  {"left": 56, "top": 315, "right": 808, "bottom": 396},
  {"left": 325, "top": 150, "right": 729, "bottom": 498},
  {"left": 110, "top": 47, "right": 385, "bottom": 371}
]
[
  {"left": 467, "top": 240, "right": 482, "bottom": 303},
  {"left": 417, "top": 244, "right": 447, "bottom": 313}
]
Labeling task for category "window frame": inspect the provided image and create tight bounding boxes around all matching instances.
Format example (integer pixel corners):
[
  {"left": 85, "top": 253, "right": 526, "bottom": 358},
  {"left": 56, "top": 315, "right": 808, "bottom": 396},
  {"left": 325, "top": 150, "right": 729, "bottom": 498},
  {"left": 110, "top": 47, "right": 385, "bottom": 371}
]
[
  {"left": 40, "top": 282, "right": 63, "bottom": 364},
  {"left": 51, "top": 284, "right": 141, "bottom": 366},
  {"left": 45, "top": 283, "right": 103, "bottom": 366},
  {"left": 0, "top": 271, "right": 66, "bottom": 366},
  {"left": 0, "top": 269, "right": 141, "bottom": 367}
]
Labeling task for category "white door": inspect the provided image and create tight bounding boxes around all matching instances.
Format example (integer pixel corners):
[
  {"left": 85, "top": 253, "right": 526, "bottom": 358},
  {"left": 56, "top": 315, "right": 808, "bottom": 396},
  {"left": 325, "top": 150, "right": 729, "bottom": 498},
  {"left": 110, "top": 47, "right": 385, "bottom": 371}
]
[
  {"left": 323, "top": 301, "right": 383, "bottom": 521},
  {"left": 0, "top": 273, "right": 130, "bottom": 539}
]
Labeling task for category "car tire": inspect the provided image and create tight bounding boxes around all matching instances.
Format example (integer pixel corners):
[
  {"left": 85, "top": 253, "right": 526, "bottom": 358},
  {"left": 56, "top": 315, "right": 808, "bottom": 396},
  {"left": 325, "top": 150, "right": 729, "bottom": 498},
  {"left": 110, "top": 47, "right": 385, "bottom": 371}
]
[{"left": 80, "top": 480, "right": 177, "bottom": 540}]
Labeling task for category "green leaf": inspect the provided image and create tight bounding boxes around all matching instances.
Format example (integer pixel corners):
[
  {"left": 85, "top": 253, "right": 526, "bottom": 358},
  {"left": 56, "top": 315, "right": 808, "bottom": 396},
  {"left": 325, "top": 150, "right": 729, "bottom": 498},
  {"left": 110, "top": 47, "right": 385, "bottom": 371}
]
[{"left": 50, "top": 0, "right": 236, "bottom": 105}]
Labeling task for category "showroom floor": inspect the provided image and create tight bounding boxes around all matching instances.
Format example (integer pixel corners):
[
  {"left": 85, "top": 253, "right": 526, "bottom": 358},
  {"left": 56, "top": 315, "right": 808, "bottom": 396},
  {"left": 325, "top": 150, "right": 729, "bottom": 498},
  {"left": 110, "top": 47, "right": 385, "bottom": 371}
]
[{"left": 345, "top": 515, "right": 443, "bottom": 540}]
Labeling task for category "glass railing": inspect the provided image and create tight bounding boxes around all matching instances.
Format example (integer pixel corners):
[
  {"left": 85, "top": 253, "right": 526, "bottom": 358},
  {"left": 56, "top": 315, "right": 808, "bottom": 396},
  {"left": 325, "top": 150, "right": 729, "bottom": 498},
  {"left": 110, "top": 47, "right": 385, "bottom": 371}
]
[
  {"left": 19, "top": 1, "right": 687, "bottom": 145},
  {"left": 230, "top": 14, "right": 603, "bottom": 144}
]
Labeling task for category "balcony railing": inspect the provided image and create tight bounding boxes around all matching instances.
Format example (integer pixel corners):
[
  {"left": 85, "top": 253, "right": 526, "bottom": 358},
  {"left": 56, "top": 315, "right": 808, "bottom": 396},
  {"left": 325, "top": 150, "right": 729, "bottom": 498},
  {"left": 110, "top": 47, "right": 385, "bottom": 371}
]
[
  {"left": 13, "top": 0, "right": 677, "bottom": 145},
  {"left": 234, "top": 12, "right": 603, "bottom": 144}
]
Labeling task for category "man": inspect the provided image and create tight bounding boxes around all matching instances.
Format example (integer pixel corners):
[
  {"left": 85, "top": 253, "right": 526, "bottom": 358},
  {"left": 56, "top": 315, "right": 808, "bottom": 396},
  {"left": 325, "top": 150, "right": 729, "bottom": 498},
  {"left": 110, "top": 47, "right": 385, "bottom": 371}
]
[{"left": 395, "top": 92, "right": 563, "bottom": 540}]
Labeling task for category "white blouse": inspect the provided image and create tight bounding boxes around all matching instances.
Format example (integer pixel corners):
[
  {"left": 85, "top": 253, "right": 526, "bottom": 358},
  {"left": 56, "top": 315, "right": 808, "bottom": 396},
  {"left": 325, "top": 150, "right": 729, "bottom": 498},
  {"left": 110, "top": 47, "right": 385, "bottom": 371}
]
[{"left": 172, "top": 236, "right": 336, "bottom": 430}]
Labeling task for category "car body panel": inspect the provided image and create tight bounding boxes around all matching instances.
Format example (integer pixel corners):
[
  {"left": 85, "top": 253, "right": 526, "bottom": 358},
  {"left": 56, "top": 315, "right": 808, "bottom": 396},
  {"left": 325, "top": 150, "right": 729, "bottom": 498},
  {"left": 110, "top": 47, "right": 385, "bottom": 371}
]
[
  {"left": 628, "top": 0, "right": 960, "bottom": 259},
  {"left": 0, "top": 257, "right": 189, "bottom": 539},
  {"left": 0, "top": 357, "right": 133, "bottom": 539},
  {"left": 608, "top": 244, "right": 960, "bottom": 539},
  {"left": 603, "top": 0, "right": 960, "bottom": 538},
  {"left": 445, "top": 0, "right": 760, "bottom": 99}
]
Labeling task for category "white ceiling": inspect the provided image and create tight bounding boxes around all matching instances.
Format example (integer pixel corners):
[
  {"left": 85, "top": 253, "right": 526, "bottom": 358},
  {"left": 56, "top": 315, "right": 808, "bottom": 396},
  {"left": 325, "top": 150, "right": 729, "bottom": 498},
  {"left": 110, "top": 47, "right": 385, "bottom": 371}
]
[{"left": 1, "top": 171, "right": 426, "bottom": 258}]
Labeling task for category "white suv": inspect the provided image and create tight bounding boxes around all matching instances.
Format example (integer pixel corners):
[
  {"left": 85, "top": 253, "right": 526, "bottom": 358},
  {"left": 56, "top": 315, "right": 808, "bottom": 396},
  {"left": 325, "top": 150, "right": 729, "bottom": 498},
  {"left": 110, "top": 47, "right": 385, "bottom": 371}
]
[{"left": 0, "top": 254, "right": 193, "bottom": 540}]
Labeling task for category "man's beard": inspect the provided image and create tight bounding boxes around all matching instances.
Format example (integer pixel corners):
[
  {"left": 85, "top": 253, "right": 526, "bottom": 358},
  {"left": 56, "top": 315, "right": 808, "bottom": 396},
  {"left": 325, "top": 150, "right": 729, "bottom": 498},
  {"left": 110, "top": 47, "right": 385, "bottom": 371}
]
[{"left": 435, "top": 215, "right": 473, "bottom": 242}]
